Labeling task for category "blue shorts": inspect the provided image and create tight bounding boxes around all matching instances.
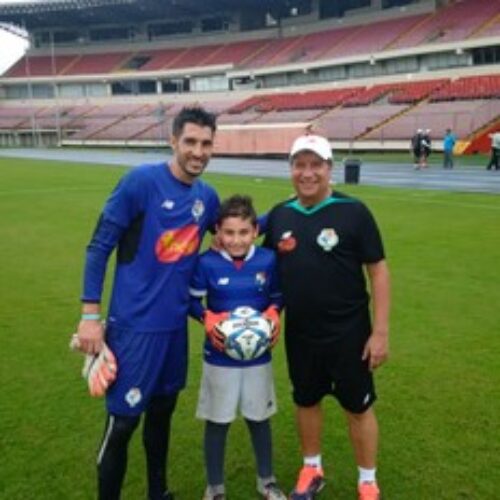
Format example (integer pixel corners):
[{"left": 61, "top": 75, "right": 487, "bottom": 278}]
[{"left": 105, "top": 325, "right": 188, "bottom": 416}]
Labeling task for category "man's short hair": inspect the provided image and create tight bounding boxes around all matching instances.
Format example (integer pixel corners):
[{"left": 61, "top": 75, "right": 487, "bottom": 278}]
[
  {"left": 172, "top": 107, "right": 217, "bottom": 138},
  {"left": 217, "top": 195, "right": 257, "bottom": 226}
]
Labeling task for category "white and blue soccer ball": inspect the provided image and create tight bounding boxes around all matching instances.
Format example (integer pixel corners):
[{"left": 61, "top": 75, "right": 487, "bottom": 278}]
[{"left": 216, "top": 306, "right": 272, "bottom": 361}]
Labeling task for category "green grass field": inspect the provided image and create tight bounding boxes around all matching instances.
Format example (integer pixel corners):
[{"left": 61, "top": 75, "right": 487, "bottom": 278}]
[{"left": 1, "top": 157, "right": 499, "bottom": 499}]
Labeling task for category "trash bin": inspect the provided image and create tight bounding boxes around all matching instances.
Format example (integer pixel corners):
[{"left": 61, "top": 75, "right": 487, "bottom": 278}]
[{"left": 344, "top": 158, "right": 361, "bottom": 184}]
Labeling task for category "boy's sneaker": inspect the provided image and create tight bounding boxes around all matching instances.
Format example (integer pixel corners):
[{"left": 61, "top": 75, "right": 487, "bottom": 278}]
[
  {"left": 358, "top": 481, "right": 380, "bottom": 500},
  {"left": 289, "top": 465, "right": 325, "bottom": 499},
  {"left": 202, "top": 486, "right": 226, "bottom": 500},
  {"left": 257, "top": 481, "right": 287, "bottom": 499}
]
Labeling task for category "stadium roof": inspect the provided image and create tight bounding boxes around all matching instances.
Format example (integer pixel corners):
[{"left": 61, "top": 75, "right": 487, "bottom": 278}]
[{"left": 0, "top": 0, "right": 295, "bottom": 29}]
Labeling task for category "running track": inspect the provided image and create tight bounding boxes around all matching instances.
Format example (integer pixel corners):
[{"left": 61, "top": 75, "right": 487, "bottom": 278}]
[{"left": 1, "top": 148, "right": 499, "bottom": 194}]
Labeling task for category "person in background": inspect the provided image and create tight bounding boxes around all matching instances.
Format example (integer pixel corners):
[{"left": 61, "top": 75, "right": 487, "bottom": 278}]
[
  {"left": 421, "top": 129, "right": 432, "bottom": 168},
  {"left": 486, "top": 131, "right": 500, "bottom": 170},
  {"left": 443, "top": 128, "right": 457, "bottom": 169},
  {"left": 411, "top": 129, "right": 424, "bottom": 169}
]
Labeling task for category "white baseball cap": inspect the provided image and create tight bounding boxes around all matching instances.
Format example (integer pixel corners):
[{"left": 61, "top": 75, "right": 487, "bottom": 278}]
[{"left": 290, "top": 134, "right": 333, "bottom": 161}]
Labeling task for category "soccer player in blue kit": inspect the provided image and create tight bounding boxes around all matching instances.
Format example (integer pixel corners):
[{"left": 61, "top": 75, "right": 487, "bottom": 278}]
[
  {"left": 189, "top": 195, "right": 286, "bottom": 500},
  {"left": 74, "top": 107, "right": 220, "bottom": 500}
]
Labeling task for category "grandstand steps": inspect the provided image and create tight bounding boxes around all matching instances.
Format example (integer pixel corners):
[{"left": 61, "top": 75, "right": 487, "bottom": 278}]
[
  {"left": 356, "top": 100, "right": 425, "bottom": 141},
  {"left": 319, "top": 26, "right": 363, "bottom": 60},
  {"left": 196, "top": 44, "right": 227, "bottom": 67},
  {"left": 126, "top": 120, "right": 164, "bottom": 141},
  {"left": 380, "top": 14, "right": 424, "bottom": 51},
  {"left": 311, "top": 30, "right": 354, "bottom": 63},
  {"left": 469, "top": 11, "right": 500, "bottom": 39},
  {"left": 76, "top": 117, "right": 123, "bottom": 140},
  {"left": 386, "top": 10, "right": 436, "bottom": 49},
  {"left": 163, "top": 48, "right": 190, "bottom": 69},
  {"left": 264, "top": 35, "right": 307, "bottom": 67},
  {"left": 57, "top": 55, "right": 81, "bottom": 76},
  {"left": 462, "top": 118, "right": 500, "bottom": 154},
  {"left": 63, "top": 105, "right": 100, "bottom": 128},
  {"left": 113, "top": 53, "right": 136, "bottom": 73},
  {"left": 237, "top": 41, "right": 270, "bottom": 68}
]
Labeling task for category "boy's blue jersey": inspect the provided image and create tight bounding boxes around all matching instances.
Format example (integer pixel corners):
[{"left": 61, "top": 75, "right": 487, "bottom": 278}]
[
  {"left": 100, "top": 162, "right": 219, "bottom": 332},
  {"left": 189, "top": 246, "right": 281, "bottom": 367}
]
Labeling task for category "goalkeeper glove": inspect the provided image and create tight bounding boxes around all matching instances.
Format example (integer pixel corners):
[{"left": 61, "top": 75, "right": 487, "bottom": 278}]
[
  {"left": 70, "top": 334, "right": 117, "bottom": 397},
  {"left": 83, "top": 343, "right": 118, "bottom": 397},
  {"left": 263, "top": 305, "right": 281, "bottom": 347},
  {"left": 204, "top": 310, "right": 229, "bottom": 351}
]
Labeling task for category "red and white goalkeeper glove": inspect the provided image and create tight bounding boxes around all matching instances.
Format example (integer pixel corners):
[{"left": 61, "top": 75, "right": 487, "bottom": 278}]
[
  {"left": 203, "top": 310, "right": 229, "bottom": 351},
  {"left": 70, "top": 334, "right": 118, "bottom": 397},
  {"left": 262, "top": 305, "right": 281, "bottom": 347}
]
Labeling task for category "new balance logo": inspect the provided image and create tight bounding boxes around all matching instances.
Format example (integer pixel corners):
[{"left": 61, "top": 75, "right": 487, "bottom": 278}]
[{"left": 161, "top": 199, "right": 175, "bottom": 210}]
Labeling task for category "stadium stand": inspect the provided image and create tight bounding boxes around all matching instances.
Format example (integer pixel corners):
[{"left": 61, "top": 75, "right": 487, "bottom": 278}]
[
  {"left": 0, "top": 0, "right": 498, "bottom": 153},
  {"left": 6, "top": 55, "right": 78, "bottom": 77},
  {"left": 64, "top": 52, "right": 133, "bottom": 75},
  {"left": 391, "top": 0, "right": 500, "bottom": 48},
  {"left": 364, "top": 99, "right": 500, "bottom": 141},
  {"left": 389, "top": 79, "right": 449, "bottom": 104},
  {"left": 321, "top": 15, "right": 427, "bottom": 59},
  {"left": 316, "top": 104, "right": 409, "bottom": 140},
  {"left": 430, "top": 75, "right": 500, "bottom": 101},
  {"left": 3, "top": 1, "right": 498, "bottom": 79}
]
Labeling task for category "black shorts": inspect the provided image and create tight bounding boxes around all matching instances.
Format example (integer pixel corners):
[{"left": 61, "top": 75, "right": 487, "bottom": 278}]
[{"left": 285, "top": 331, "right": 376, "bottom": 414}]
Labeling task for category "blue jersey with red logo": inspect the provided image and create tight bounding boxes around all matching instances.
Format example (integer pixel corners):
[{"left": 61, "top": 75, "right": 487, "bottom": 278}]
[
  {"left": 189, "top": 246, "right": 281, "bottom": 367},
  {"left": 83, "top": 162, "right": 219, "bottom": 332}
]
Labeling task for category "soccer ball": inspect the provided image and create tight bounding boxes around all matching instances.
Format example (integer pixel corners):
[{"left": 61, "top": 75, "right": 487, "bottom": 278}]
[{"left": 216, "top": 306, "right": 272, "bottom": 361}]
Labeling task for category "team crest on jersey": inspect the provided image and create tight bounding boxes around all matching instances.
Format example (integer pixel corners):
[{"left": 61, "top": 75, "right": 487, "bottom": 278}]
[
  {"left": 191, "top": 199, "right": 205, "bottom": 221},
  {"left": 255, "top": 272, "right": 267, "bottom": 287},
  {"left": 277, "top": 231, "right": 296, "bottom": 253},
  {"left": 125, "top": 388, "right": 142, "bottom": 408},
  {"left": 155, "top": 224, "right": 200, "bottom": 262},
  {"left": 317, "top": 228, "right": 339, "bottom": 251}
]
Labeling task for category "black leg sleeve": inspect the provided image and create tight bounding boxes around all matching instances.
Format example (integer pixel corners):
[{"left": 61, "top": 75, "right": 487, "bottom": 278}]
[
  {"left": 97, "top": 413, "right": 140, "bottom": 500},
  {"left": 143, "top": 393, "right": 178, "bottom": 500}
]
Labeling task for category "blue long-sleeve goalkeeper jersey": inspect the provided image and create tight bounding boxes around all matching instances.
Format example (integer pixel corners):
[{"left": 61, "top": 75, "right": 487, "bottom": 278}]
[
  {"left": 189, "top": 246, "right": 282, "bottom": 367},
  {"left": 82, "top": 162, "right": 220, "bottom": 332}
]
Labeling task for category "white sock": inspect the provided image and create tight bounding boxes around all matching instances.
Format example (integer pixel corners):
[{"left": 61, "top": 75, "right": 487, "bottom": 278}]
[
  {"left": 304, "top": 455, "right": 322, "bottom": 468},
  {"left": 358, "top": 466, "right": 376, "bottom": 484}
]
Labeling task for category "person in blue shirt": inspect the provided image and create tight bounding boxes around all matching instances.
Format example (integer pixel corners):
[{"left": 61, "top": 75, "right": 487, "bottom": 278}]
[
  {"left": 443, "top": 128, "right": 457, "bottom": 169},
  {"left": 74, "top": 107, "right": 220, "bottom": 500},
  {"left": 189, "top": 195, "right": 286, "bottom": 500}
]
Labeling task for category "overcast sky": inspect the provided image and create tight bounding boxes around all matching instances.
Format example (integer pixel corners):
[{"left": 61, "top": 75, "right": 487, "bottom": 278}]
[
  {"left": 0, "top": 29, "right": 28, "bottom": 74},
  {"left": 0, "top": 29, "right": 28, "bottom": 75},
  {"left": 0, "top": 1, "right": 31, "bottom": 73}
]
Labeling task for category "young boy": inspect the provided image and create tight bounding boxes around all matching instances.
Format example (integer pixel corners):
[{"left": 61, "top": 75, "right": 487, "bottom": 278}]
[{"left": 189, "top": 195, "right": 286, "bottom": 500}]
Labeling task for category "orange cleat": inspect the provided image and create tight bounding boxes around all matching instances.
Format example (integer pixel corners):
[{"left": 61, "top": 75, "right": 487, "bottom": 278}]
[
  {"left": 289, "top": 465, "right": 325, "bottom": 499},
  {"left": 358, "top": 482, "right": 380, "bottom": 500}
]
